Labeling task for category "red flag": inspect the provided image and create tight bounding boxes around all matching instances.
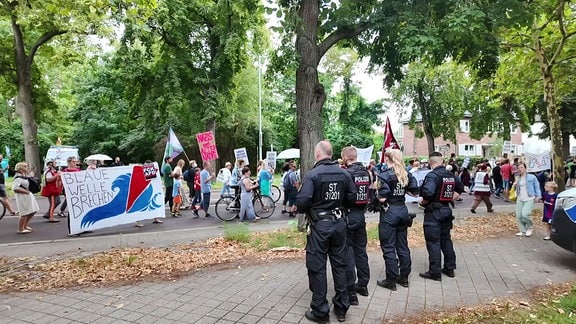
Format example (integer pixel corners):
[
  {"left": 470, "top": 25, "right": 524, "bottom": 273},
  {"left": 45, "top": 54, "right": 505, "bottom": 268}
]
[{"left": 380, "top": 116, "right": 400, "bottom": 163}]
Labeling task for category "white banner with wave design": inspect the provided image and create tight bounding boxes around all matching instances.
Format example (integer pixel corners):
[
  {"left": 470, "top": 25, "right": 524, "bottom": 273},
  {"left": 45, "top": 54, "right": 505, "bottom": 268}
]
[{"left": 62, "top": 163, "right": 165, "bottom": 235}]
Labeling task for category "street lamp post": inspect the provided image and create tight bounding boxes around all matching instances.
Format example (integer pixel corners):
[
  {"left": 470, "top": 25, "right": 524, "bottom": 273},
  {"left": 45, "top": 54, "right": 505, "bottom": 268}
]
[{"left": 258, "top": 55, "right": 263, "bottom": 162}]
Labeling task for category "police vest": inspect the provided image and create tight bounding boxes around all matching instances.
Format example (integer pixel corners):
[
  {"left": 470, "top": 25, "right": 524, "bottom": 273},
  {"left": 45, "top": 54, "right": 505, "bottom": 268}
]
[
  {"left": 383, "top": 169, "right": 407, "bottom": 204},
  {"left": 432, "top": 168, "right": 456, "bottom": 202},
  {"left": 314, "top": 166, "right": 348, "bottom": 211},
  {"left": 347, "top": 163, "right": 370, "bottom": 205}
]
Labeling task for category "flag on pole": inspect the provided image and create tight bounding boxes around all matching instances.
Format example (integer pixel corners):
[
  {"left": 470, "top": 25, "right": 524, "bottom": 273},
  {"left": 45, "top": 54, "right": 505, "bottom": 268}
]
[
  {"left": 380, "top": 116, "right": 400, "bottom": 163},
  {"left": 161, "top": 128, "right": 184, "bottom": 172}
]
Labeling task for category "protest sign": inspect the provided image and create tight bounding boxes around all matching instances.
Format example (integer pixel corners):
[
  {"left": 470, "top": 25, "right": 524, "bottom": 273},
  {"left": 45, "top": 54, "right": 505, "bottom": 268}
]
[
  {"left": 525, "top": 151, "right": 551, "bottom": 173},
  {"left": 353, "top": 145, "right": 374, "bottom": 165},
  {"left": 234, "top": 148, "right": 249, "bottom": 165},
  {"left": 405, "top": 169, "right": 431, "bottom": 202},
  {"left": 62, "top": 163, "right": 164, "bottom": 235},
  {"left": 266, "top": 151, "right": 276, "bottom": 170},
  {"left": 196, "top": 131, "right": 218, "bottom": 161}
]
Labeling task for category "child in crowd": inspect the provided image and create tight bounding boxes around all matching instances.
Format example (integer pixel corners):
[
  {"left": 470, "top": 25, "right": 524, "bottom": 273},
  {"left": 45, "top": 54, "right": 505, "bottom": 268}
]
[
  {"left": 542, "top": 181, "right": 558, "bottom": 240},
  {"left": 172, "top": 175, "right": 184, "bottom": 217}
]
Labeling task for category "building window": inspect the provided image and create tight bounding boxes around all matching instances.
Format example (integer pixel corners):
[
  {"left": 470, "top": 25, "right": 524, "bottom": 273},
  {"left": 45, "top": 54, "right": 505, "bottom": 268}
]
[
  {"left": 459, "top": 144, "right": 476, "bottom": 156},
  {"left": 460, "top": 120, "right": 470, "bottom": 133}
]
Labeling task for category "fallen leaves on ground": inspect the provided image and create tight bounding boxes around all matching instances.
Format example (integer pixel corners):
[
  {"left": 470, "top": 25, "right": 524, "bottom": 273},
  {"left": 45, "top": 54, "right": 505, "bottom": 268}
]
[{"left": 0, "top": 211, "right": 546, "bottom": 293}]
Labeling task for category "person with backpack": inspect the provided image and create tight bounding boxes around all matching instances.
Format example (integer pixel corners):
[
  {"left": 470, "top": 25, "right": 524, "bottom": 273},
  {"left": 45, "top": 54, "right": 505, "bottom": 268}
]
[
  {"left": 341, "top": 147, "right": 372, "bottom": 302},
  {"left": 283, "top": 161, "right": 300, "bottom": 217},
  {"left": 218, "top": 162, "right": 233, "bottom": 196},
  {"left": 12, "top": 162, "right": 40, "bottom": 234},
  {"left": 376, "top": 149, "right": 419, "bottom": 290}
]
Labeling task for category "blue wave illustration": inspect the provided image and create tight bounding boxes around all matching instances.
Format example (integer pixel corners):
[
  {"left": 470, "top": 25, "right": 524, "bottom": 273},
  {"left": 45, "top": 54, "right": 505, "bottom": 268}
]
[{"left": 80, "top": 173, "right": 160, "bottom": 228}]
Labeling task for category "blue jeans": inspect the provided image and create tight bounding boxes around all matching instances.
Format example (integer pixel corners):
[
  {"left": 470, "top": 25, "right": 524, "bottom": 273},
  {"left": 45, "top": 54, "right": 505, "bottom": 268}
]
[{"left": 221, "top": 184, "right": 231, "bottom": 196}]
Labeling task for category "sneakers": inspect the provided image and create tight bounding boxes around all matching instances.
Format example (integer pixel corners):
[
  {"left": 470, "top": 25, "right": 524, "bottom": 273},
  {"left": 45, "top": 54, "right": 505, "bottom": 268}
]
[
  {"left": 193, "top": 209, "right": 199, "bottom": 217},
  {"left": 543, "top": 235, "right": 551, "bottom": 240},
  {"left": 355, "top": 284, "right": 369, "bottom": 296},
  {"left": 57, "top": 211, "right": 67, "bottom": 217},
  {"left": 515, "top": 232, "right": 525, "bottom": 237},
  {"left": 419, "top": 272, "right": 442, "bottom": 281},
  {"left": 525, "top": 227, "right": 533, "bottom": 237},
  {"left": 205, "top": 213, "right": 214, "bottom": 218},
  {"left": 304, "top": 310, "right": 329, "bottom": 323},
  {"left": 134, "top": 221, "right": 144, "bottom": 227},
  {"left": 281, "top": 209, "right": 287, "bottom": 214},
  {"left": 442, "top": 268, "right": 455, "bottom": 278},
  {"left": 376, "top": 279, "right": 397, "bottom": 291},
  {"left": 349, "top": 294, "right": 359, "bottom": 306},
  {"left": 333, "top": 310, "right": 346, "bottom": 322},
  {"left": 470, "top": 209, "right": 476, "bottom": 214}
]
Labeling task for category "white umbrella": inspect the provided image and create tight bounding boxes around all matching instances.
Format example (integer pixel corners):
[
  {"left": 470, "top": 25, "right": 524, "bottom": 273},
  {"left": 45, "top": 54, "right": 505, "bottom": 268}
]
[
  {"left": 277, "top": 148, "right": 300, "bottom": 159},
  {"left": 84, "top": 154, "right": 113, "bottom": 161}
]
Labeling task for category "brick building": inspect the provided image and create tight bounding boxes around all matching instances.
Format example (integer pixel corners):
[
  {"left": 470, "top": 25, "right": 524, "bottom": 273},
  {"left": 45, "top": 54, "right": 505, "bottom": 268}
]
[{"left": 396, "top": 114, "right": 523, "bottom": 158}]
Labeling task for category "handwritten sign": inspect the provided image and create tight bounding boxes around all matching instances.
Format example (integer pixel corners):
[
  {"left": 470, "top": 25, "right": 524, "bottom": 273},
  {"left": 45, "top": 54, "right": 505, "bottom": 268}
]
[
  {"left": 234, "top": 148, "right": 249, "bottom": 165},
  {"left": 406, "top": 169, "right": 431, "bottom": 202},
  {"left": 525, "top": 151, "right": 551, "bottom": 172},
  {"left": 353, "top": 145, "right": 374, "bottom": 165},
  {"left": 62, "top": 163, "right": 164, "bottom": 235},
  {"left": 196, "top": 131, "right": 219, "bottom": 161},
  {"left": 266, "top": 151, "right": 276, "bottom": 170}
]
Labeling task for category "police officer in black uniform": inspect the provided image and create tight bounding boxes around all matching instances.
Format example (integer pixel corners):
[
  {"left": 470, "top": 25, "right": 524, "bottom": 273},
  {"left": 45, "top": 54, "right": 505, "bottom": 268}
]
[
  {"left": 376, "top": 149, "right": 419, "bottom": 290},
  {"left": 295, "top": 140, "right": 357, "bottom": 323},
  {"left": 419, "top": 152, "right": 464, "bottom": 281},
  {"left": 341, "top": 146, "right": 371, "bottom": 300}
]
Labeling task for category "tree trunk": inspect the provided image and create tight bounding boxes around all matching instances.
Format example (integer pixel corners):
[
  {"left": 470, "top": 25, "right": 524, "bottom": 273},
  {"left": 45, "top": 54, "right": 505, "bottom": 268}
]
[
  {"left": 12, "top": 19, "right": 41, "bottom": 175},
  {"left": 296, "top": 0, "right": 324, "bottom": 177},
  {"left": 535, "top": 48, "right": 565, "bottom": 191},
  {"left": 562, "top": 132, "right": 570, "bottom": 162}
]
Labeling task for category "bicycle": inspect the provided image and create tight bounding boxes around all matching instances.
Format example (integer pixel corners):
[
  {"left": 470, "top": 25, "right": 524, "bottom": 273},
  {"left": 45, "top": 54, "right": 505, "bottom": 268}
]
[
  {"left": 215, "top": 186, "right": 276, "bottom": 221},
  {"left": 268, "top": 184, "right": 282, "bottom": 203}
]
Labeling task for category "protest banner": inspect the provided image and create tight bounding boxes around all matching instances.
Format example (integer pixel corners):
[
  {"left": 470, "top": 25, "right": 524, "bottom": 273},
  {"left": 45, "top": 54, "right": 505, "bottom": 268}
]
[
  {"left": 62, "top": 163, "right": 164, "bottom": 235},
  {"left": 234, "top": 148, "right": 249, "bottom": 165},
  {"left": 525, "top": 151, "right": 552, "bottom": 173},
  {"left": 266, "top": 151, "right": 276, "bottom": 170},
  {"left": 405, "top": 169, "right": 431, "bottom": 202},
  {"left": 353, "top": 145, "right": 374, "bottom": 165},
  {"left": 196, "top": 131, "right": 218, "bottom": 161}
]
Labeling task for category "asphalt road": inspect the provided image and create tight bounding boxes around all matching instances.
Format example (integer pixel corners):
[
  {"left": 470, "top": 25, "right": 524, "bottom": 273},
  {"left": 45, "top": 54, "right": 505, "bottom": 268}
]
[{"left": 0, "top": 191, "right": 517, "bottom": 245}]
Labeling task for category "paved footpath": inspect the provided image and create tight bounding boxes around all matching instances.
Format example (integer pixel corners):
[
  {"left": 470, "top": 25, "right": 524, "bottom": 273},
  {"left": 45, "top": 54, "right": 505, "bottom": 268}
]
[{"left": 1, "top": 201, "right": 576, "bottom": 323}]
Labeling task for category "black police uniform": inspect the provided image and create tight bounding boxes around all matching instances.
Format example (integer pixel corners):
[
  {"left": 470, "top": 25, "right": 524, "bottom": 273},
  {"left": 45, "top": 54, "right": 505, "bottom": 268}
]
[
  {"left": 296, "top": 158, "right": 356, "bottom": 320},
  {"left": 344, "top": 162, "right": 371, "bottom": 297},
  {"left": 377, "top": 168, "right": 419, "bottom": 286},
  {"left": 420, "top": 165, "right": 464, "bottom": 279}
]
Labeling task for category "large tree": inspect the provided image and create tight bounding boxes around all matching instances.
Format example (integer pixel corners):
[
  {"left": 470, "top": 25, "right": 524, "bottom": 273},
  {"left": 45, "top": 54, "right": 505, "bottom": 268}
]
[{"left": 0, "top": 0, "right": 154, "bottom": 173}]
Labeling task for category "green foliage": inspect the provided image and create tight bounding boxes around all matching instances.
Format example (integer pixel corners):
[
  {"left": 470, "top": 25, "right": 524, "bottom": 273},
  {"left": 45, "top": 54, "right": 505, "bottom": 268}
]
[{"left": 223, "top": 223, "right": 251, "bottom": 243}]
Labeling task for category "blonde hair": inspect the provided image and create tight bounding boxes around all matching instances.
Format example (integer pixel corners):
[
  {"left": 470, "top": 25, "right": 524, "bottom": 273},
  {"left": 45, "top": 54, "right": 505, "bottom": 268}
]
[
  {"left": 545, "top": 181, "right": 558, "bottom": 192},
  {"left": 15, "top": 162, "right": 28, "bottom": 174},
  {"left": 385, "top": 149, "right": 408, "bottom": 187}
]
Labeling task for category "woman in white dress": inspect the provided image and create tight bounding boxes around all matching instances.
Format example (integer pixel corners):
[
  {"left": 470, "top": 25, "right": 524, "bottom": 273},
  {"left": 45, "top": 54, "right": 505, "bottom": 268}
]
[{"left": 12, "top": 162, "right": 40, "bottom": 234}]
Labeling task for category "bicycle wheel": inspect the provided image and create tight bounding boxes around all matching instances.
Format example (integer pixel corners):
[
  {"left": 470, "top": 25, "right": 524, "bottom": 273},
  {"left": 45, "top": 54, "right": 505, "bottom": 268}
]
[
  {"left": 253, "top": 195, "right": 275, "bottom": 219},
  {"left": 0, "top": 202, "right": 5, "bottom": 220},
  {"left": 269, "top": 184, "right": 282, "bottom": 203},
  {"left": 215, "top": 196, "right": 239, "bottom": 221}
]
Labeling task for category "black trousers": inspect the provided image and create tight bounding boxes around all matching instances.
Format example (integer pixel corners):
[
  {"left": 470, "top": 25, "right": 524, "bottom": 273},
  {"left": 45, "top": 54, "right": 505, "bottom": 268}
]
[
  {"left": 346, "top": 210, "right": 370, "bottom": 289},
  {"left": 379, "top": 205, "right": 411, "bottom": 280},
  {"left": 423, "top": 206, "right": 456, "bottom": 276},
  {"left": 306, "top": 218, "right": 349, "bottom": 318}
]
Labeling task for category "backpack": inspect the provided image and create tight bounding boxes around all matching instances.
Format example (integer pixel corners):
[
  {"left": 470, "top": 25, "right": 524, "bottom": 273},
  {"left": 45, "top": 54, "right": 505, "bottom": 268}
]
[
  {"left": 183, "top": 169, "right": 191, "bottom": 182},
  {"left": 16, "top": 175, "right": 41, "bottom": 194},
  {"left": 283, "top": 171, "right": 294, "bottom": 190}
]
